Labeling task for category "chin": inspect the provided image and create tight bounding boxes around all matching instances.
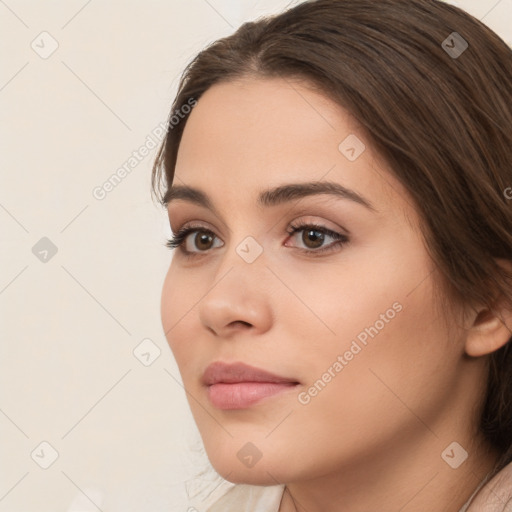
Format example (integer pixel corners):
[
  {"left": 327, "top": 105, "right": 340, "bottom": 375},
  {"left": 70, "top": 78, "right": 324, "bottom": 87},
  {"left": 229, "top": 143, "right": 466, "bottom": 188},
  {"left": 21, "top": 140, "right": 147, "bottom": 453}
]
[
  {"left": 204, "top": 444, "right": 292, "bottom": 486},
  {"left": 213, "top": 464, "right": 287, "bottom": 486}
]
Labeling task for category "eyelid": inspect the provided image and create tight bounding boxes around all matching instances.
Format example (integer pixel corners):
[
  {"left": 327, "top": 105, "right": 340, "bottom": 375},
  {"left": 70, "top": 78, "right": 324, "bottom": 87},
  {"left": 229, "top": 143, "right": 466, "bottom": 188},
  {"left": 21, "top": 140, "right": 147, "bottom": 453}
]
[
  {"left": 172, "top": 214, "right": 347, "bottom": 238},
  {"left": 168, "top": 209, "right": 231, "bottom": 236},
  {"left": 170, "top": 219, "right": 222, "bottom": 240}
]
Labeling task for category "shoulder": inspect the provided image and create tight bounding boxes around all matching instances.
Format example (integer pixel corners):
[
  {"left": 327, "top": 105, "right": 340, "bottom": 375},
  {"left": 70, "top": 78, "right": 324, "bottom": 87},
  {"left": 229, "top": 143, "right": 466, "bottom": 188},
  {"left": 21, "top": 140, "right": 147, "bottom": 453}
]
[
  {"left": 465, "top": 460, "right": 512, "bottom": 511},
  {"left": 205, "top": 483, "right": 285, "bottom": 512}
]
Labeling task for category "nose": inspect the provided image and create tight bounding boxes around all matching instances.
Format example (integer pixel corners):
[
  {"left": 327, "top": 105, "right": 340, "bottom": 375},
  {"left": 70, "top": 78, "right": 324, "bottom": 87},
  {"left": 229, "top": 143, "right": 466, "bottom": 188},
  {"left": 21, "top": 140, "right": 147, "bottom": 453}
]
[{"left": 198, "top": 246, "right": 274, "bottom": 339}]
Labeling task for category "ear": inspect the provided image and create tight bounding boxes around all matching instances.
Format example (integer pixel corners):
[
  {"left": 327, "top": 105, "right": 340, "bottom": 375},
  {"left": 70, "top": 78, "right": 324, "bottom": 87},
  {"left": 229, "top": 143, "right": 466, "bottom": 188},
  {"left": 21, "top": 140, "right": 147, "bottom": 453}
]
[
  {"left": 464, "top": 260, "right": 512, "bottom": 358},
  {"left": 464, "top": 306, "right": 511, "bottom": 357}
]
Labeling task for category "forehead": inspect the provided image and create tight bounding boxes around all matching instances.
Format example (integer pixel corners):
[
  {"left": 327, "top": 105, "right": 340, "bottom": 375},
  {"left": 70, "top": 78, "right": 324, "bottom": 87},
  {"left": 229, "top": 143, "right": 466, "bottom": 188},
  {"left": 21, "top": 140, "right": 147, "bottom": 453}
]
[
  {"left": 176, "top": 77, "right": 358, "bottom": 176},
  {"left": 172, "top": 77, "right": 409, "bottom": 219}
]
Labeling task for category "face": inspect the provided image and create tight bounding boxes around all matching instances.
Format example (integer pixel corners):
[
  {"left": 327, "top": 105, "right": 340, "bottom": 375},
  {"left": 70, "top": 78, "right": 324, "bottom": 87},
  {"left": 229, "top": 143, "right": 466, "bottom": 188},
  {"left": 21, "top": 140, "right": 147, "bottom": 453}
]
[{"left": 161, "top": 77, "right": 468, "bottom": 485}]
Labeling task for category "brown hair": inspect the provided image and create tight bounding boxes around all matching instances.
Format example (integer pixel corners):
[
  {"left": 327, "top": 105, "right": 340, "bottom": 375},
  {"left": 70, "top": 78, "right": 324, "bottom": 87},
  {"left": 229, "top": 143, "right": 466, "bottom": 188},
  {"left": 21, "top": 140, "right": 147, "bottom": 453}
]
[{"left": 152, "top": 0, "right": 512, "bottom": 476}]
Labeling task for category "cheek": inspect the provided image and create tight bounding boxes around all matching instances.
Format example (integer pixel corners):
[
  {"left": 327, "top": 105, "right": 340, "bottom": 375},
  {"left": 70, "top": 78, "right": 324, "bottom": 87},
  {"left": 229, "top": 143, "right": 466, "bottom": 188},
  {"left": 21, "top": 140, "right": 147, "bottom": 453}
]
[
  {"left": 298, "top": 267, "right": 455, "bottom": 433},
  {"left": 290, "top": 239, "right": 456, "bottom": 421},
  {"left": 260, "top": 288, "right": 456, "bottom": 480},
  {"left": 160, "top": 262, "right": 199, "bottom": 369},
  {"left": 315, "top": 228, "right": 440, "bottom": 350},
  {"left": 160, "top": 265, "right": 178, "bottom": 342},
  {"left": 273, "top": 236, "right": 428, "bottom": 361}
]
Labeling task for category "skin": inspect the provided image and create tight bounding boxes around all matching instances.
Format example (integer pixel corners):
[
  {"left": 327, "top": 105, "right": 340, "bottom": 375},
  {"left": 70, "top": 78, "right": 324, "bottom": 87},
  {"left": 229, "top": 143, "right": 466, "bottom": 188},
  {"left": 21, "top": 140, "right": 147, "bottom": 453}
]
[{"left": 161, "top": 77, "right": 509, "bottom": 512}]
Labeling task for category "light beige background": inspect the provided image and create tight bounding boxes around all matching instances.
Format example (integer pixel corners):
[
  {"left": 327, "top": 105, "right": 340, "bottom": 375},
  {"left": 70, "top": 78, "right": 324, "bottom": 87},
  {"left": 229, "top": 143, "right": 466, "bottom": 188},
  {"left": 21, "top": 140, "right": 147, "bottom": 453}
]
[{"left": 1, "top": 1, "right": 510, "bottom": 511}]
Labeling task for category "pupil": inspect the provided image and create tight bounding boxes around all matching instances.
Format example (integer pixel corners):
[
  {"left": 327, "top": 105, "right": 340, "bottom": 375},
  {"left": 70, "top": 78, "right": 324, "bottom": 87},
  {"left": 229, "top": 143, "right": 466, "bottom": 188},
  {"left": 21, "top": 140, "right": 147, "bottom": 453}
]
[
  {"left": 304, "top": 229, "right": 324, "bottom": 248},
  {"left": 196, "top": 233, "right": 212, "bottom": 249}
]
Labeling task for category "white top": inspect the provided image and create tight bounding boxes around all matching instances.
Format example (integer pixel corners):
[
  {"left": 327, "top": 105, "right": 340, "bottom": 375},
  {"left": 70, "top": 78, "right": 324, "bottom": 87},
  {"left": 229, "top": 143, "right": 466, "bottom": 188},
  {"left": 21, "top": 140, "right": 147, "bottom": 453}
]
[
  {"left": 206, "top": 462, "right": 512, "bottom": 512},
  {"left": 206, "top": 484, "right": 285, "bottom": 512}
]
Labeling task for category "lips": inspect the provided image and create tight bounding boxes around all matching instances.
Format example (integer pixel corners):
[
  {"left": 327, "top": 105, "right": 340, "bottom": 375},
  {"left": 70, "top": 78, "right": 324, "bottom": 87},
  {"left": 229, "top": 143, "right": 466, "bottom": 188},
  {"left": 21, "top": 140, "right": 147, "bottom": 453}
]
[
  {"left": 202, "top": 361, "right": 300, "bottom": 410},
  {"left": 202, "top": 361, "right": 298, "bottom": 385}
]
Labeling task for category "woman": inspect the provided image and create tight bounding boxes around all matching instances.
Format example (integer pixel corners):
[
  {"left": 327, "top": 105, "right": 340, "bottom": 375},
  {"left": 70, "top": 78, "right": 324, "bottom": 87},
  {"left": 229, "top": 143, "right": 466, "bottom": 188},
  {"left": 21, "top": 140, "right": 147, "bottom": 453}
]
[{"left": 152, "top": 0, "right": 512, "bottom": 510}]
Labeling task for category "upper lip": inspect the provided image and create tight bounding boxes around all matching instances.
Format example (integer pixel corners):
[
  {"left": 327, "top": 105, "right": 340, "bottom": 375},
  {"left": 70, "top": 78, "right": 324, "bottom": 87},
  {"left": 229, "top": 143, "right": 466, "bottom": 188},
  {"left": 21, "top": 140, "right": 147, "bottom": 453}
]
[{"left": 202, "top": 361, "right": 299, "bottom": 386}]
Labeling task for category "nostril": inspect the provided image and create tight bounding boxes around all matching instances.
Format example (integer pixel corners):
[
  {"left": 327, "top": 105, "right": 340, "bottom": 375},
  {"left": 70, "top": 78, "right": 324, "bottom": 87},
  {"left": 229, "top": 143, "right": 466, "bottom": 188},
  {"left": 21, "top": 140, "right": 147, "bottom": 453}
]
[{"left": 230, "top": 320, "right": 252, "bottom": 328}]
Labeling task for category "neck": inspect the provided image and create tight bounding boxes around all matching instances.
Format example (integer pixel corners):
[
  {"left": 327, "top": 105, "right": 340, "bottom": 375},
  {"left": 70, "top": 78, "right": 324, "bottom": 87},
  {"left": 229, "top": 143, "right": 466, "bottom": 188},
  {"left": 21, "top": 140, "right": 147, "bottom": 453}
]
[{"left": 278, "top": 435, "right": 499, "bottom": 512}]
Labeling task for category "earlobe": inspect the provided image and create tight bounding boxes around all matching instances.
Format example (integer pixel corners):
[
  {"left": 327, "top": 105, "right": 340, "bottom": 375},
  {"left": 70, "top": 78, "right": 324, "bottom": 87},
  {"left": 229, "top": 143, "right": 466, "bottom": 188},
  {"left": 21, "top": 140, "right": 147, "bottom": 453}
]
[{"left": 465, "top": 304, "right": 512, "bottom": 358}]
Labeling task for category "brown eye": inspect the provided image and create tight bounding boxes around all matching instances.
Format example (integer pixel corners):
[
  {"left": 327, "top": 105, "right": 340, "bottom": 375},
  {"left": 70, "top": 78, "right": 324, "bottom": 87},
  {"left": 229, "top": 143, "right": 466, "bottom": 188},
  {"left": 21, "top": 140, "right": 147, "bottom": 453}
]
[
  {"left": 301, "top": 228, "right": 325, "bottom": 249},
  {"left": 166, "top": 222, "right": 349, "bottom": 258},
  {"left": 285, "top": 223, "right": 349, "bottom": 255},
  {"left": 165, "top": 225, "right": 223, "bottom": 256},
  {"left": 192, "top": 232, "right": 215, "bottom": 251}
]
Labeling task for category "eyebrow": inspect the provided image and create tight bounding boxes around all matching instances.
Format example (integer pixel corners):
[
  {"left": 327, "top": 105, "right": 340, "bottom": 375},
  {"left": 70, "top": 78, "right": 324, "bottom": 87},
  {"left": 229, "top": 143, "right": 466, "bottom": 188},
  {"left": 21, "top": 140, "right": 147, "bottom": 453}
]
[{"left": 163, "top": 181, "right": 377, "bottom": 213}]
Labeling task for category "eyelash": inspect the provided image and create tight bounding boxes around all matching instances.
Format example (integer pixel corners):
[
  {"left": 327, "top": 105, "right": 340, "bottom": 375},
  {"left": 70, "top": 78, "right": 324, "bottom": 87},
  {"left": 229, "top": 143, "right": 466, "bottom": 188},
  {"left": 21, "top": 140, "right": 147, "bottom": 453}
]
[{"left": 165, "top": 221, "right": 349, "bottom": 258}]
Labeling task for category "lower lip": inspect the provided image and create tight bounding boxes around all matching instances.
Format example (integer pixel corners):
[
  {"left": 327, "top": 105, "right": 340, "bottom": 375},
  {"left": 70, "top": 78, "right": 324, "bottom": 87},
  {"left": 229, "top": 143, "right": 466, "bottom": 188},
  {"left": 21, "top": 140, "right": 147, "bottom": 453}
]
[{"left": 207, "top": 382, "right": 298, "bottom": 410}]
